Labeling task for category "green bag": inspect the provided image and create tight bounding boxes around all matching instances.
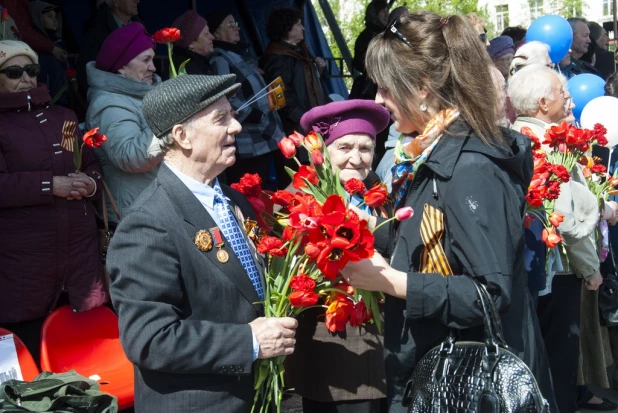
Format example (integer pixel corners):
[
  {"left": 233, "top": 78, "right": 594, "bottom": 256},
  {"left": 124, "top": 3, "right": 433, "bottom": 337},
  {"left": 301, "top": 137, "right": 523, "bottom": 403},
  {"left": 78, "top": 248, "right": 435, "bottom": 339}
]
[{"left": 0, "top": 370, "right": 118, "bottom": 413}]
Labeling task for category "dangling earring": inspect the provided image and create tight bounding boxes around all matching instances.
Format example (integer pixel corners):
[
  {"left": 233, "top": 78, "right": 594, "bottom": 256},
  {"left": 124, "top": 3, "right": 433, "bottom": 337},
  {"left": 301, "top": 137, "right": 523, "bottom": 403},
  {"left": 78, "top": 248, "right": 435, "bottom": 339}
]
[{"left": 420, "top": 102, "right": 428, "bottom": 112}]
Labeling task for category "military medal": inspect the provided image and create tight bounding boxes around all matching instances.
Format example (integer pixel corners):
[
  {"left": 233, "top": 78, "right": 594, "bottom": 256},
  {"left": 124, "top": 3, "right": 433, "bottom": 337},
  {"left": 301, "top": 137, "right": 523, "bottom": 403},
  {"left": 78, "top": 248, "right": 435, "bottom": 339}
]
[
  {"left": 210, "top": 227, "right": 229, "bottom": 263},
  {"left": 194, "top": 230, "right": 213, "bottom": 252}
]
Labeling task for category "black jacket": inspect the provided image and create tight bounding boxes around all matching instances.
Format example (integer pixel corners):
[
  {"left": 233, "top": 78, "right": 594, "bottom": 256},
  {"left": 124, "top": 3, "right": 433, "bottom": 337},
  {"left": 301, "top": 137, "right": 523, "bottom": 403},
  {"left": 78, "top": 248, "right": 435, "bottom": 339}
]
[
  {"left": 108, "top": 164, "right": 264, "bottom": 412},
  {"left": 595, "top": 47, "right": 616, "bottom": 80},
  {"left": 379, "top": 121, "right": 557, "bottom": 412},
  {"left": 260, "top": 41, "right": 327, "bottom": 135},
  {"left": 172, "top": 47, "right": 215, "bottom": 77}
]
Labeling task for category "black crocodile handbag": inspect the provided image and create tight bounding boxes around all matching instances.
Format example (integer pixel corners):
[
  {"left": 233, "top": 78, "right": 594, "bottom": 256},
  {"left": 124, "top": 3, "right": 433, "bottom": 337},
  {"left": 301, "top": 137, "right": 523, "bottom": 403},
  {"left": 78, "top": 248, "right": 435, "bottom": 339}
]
[{"left": 401, "top": 280, "right": 549, "bottom": 412}]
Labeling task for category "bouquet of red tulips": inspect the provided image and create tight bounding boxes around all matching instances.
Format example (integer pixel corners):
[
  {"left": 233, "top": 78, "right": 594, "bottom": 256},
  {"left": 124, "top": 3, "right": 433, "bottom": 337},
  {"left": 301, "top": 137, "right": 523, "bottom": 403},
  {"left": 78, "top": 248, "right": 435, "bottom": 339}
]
[{"left": 232, "top": 130, "right": 413, "bottom": 413}]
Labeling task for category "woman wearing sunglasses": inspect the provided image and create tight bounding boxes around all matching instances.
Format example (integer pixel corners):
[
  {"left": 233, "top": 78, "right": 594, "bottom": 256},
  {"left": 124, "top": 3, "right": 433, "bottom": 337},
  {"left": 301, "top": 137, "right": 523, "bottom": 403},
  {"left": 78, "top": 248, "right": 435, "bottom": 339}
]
[
  {"left": 339, "top": 11, "right": 557, "bottom": 412},
  {"left": 0, "top": 40, "right": 107, "bottom": 362}
]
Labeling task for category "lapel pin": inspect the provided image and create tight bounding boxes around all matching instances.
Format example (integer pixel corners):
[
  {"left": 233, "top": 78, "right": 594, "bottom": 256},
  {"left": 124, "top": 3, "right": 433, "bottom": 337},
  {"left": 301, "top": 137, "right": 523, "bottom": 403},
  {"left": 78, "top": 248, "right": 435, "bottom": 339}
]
[
  {"left": 195, "top": 230, "right": 213, "bottom": 252},
  {"left": 210, "top": 227, "right": 229, "bottom": 263}
]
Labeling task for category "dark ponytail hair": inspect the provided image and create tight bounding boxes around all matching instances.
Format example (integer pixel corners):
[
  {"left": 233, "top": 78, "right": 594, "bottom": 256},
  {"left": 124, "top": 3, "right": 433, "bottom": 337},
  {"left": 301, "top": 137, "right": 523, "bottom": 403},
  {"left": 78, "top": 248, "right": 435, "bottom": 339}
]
[{"left": 365, "top": 11, "right": 503, "bottom": 145}]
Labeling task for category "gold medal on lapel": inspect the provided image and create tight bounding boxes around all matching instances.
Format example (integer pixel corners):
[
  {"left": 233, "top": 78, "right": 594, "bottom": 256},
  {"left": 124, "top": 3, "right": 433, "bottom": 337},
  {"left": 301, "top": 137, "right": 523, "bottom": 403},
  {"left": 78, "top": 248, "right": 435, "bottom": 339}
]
[
  {"left": 210, "top": 227, "right": 229, "bottom": 263},
  {"left": 216, "top": 249, "right": 229, "bottom": 263},
  {"left": 194, "top": 230, "right": 213, "bottom": 252}
]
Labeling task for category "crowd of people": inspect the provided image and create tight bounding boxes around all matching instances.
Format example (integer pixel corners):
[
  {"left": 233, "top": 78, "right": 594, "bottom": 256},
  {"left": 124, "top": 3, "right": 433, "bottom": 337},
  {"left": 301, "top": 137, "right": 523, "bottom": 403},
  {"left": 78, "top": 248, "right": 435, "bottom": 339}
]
[{"left": 2, "top": 1, "right": 618, "bottom": 412}]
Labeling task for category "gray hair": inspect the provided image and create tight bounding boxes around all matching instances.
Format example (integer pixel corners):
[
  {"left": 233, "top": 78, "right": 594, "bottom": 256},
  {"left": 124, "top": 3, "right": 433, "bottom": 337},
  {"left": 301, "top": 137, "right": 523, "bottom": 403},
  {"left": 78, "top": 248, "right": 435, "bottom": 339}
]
[
  {"left": 158, "top": 116, "right": 198, "bottom": 153},
  {"left": 508, "top": 64, "right": 564, "bottom": 116},
  {"left": 509, "top": 41, "right": 551, "bottom": 75},
  {"left": 568, "top": 17, "right": 587, "bottom": 33}
]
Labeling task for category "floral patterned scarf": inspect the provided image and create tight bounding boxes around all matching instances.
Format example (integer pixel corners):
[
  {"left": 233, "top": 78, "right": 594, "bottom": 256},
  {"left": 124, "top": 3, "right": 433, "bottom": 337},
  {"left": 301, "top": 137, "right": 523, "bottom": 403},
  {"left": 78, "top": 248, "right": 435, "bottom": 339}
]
[{"left": 391, "top": 108, "right": 460, "bottom": 205}]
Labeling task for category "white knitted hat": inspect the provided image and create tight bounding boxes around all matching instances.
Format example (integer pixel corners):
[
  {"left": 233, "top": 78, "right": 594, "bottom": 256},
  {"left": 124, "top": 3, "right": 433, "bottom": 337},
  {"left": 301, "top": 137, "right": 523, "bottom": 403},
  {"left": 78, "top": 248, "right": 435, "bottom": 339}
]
[{"left": 0, "top": 40, "right": 39, "bottom": 68}]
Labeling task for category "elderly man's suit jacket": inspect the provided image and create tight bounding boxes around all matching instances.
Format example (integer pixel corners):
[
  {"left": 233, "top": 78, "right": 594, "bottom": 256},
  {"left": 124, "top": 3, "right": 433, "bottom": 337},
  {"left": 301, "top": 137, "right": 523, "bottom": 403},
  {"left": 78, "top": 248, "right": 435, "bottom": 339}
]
[{"left": 107, "top": 163, "right": 264, "bottom": 413}]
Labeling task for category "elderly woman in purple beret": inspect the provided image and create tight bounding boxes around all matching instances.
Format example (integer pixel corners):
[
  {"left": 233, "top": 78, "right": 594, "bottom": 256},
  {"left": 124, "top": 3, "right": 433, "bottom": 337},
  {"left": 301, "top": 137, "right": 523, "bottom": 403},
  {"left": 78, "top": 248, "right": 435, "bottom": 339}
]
[
  {"left": 85, "top": 22, "right": 162, "bottom": 223},
  {"left": 285, "top": 99, "right": 390, "bottom": 413}
]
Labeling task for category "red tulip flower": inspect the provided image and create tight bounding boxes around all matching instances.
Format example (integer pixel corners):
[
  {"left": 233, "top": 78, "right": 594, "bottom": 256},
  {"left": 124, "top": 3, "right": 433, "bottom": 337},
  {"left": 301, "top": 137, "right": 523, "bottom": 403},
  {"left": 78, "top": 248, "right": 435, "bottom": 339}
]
[
  {"left": 153, "top": 27, "right": 181, "bottom": 44},
  {"left": 1, "top": 8, "right": 9, "bottom": 21},
  {"left": 548, "top": 212, "right": 564, "bottom": 228},
  {"left": 289, "top": 290, "right": 318, "bottom": 307},
  {"left": 541, "top": 228, "right": 562, "bottom": 248},
  {"left": 278, "top": 137, "right": 296, "bottom": 159},
  {"left": 292, "top": 165, "right": 319, "bottom": 189},
  {"left": 83, "top": 127, "right": 107, "bottom": 148},
  {"left": 363, "top": 185, "right": 389, "bottom": 208},
  {"left": 288, "top": 131, "right": 304, "bottom": 147},
  {"left": 65, "top": 67, "right": 77, "bottom": 79},
  {"left": 310, "top": 149, "right": 324, "bottom": 166}
]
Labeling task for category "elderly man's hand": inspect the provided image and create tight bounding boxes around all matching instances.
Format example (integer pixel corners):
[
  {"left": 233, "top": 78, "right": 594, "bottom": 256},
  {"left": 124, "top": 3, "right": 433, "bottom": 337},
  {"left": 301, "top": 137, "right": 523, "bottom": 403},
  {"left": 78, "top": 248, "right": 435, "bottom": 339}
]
[
  {"left": 53, "top": 176, "right": 89, "bottom": 199},
  {"left": 249, "top": 317, "right": 298, "bottom": 359}
]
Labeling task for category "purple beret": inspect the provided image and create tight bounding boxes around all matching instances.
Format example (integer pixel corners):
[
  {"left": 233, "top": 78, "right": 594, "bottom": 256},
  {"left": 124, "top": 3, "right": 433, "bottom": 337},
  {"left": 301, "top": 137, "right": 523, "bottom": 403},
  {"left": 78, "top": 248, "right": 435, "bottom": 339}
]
[
  {"left": 487, "top": 35, "right": 515, "bottom": 60},
  {"left": 173, "top": 10, "right": 207, "bottom": 49},
  {"left": 96, "top": 23, "right": 154, "bottom": 73},
  {"left": 300, "top": 99, "right": 390, "bottom": 146}
]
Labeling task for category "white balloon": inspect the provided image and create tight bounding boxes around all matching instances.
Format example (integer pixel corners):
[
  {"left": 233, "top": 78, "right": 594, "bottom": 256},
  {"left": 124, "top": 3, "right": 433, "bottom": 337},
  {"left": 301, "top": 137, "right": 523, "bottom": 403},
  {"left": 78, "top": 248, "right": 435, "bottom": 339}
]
[{"left": 580, "top": 96, "right": 618, "bottom": 148}]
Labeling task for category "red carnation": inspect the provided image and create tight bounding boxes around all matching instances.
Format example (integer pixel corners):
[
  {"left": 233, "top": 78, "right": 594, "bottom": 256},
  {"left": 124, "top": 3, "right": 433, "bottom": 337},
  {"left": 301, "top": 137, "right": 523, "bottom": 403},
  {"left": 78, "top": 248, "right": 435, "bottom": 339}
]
[
  {"left": 153, "top": 27, "right": 181, "bottom": 44},
  {"left": 591, "top": 164, "right": 607, "bottom": 174},
  {"left": 289, "top": 273, "right": 316, "bottom": 292},
  {"left": 256, "top": 236, "right": 287, "bottom": 257},
  {"left": 289, "top": 290, "right": 319, "bottom": 307},
  {"left": 344, "top": 178, "right": 366, "bottom": 195},
  {"left": 550, "top": 164, "right": 570, "bottom": 183},
  {"left": 231, "top": 173, "right": 262, "bottom": 198}
]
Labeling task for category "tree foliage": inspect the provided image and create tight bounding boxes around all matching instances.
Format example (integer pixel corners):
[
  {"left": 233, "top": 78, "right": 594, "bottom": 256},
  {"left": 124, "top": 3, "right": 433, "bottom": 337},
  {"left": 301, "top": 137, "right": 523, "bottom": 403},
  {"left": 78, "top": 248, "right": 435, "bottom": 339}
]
[{"left": 549, "top": 0, "right": 587, "bottom": 18}]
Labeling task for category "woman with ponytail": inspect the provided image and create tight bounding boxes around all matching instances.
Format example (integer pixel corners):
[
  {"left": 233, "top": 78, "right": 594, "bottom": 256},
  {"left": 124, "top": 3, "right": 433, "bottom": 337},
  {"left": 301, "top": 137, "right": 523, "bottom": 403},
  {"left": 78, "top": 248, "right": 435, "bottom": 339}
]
[{"left": 340, "top": 11, "right": 557, "bottom": 412}]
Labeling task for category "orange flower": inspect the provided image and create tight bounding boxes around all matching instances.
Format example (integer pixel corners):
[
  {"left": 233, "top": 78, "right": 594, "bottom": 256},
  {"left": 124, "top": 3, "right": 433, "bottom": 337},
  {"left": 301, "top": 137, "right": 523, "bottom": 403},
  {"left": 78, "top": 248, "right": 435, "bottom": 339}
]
[
  {"left": 324, "top": 296, "right": 353, "bottom": 332},
  {"left": 82, "top": 127, "right": 107, "bottom": 148},
  {"left": 541, "top": 228, "right": 562, "bottom": 248},
  {"left": 548, "top": 212, "right": 564, "bottom": 228},
  {"left": 153, "top": 27, "right": 181, "bottom": 43},
  {"left": 305, "top": 131, "right": 322, "bottom": 150}
]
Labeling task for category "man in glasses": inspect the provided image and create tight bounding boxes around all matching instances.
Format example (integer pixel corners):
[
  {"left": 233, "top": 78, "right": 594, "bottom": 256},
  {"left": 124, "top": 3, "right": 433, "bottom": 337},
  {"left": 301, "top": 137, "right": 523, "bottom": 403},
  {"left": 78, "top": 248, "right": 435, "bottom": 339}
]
[{"left": 208, "top": 9, "right": 286, "bottom": 188}]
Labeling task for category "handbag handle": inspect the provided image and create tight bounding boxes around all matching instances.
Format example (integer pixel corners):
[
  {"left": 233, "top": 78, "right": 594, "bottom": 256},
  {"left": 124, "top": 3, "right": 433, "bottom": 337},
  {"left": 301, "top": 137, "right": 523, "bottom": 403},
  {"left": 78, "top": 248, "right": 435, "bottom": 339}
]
[
  {"left": 472, "top": 279, "right": 508, "bottom": 350},
  {"left": 100, "top": 178, "right": 121, "bottom": 232}
]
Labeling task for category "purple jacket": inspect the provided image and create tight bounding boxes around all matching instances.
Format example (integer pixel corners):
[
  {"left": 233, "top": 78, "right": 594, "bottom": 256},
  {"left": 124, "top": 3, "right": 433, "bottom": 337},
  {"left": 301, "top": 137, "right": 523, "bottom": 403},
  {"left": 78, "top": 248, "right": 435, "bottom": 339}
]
[{"left": 0, "top": 85, "right": 107, "bottom": 323}]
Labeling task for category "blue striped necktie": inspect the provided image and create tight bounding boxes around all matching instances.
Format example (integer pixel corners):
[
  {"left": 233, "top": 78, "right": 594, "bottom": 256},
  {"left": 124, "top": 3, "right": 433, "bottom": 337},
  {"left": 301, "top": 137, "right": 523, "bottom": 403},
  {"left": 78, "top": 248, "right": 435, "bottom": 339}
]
[{"left": 213, "top": 186, "right": 264, "bottom": 301}]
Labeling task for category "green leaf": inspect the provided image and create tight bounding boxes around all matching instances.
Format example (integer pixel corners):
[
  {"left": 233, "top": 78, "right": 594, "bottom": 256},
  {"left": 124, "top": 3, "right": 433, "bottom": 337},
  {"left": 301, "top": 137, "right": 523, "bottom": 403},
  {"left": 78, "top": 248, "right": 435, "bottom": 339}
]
[{"left": 178, "top": 58, "right": 190, "bottom": 75}]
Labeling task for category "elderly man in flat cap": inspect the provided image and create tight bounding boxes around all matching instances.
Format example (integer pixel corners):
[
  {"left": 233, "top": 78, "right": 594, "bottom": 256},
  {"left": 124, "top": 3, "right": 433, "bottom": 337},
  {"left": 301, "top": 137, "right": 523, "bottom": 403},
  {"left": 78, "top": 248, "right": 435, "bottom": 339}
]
[{"left": 107, "top": 74, "right": 298, "bottom": 413}]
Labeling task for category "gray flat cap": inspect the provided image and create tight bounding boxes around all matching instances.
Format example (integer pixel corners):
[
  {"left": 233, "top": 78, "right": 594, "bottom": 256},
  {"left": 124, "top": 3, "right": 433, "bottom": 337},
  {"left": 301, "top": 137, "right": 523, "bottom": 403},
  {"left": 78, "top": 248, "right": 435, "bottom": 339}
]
[{"left": 142, "top": 74, "right": 241, "bottom": 138}]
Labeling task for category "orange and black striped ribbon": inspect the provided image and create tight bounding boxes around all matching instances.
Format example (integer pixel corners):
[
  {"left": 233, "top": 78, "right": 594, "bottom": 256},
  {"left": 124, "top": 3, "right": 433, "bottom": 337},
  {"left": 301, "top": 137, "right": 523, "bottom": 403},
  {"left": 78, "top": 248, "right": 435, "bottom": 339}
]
[
  {"left": 60, "top": 120, "right": 77, "bottom": 152},
  {"left": 419, "top": 203, "right": 453, "bottom": 277}
]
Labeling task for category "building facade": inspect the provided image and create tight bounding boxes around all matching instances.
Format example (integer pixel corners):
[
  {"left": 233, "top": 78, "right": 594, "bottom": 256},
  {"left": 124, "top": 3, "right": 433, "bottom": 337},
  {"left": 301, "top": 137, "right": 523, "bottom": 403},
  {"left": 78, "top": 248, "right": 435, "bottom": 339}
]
[{"left": 480, "top": 0, "right": 615, "bottom": 37}]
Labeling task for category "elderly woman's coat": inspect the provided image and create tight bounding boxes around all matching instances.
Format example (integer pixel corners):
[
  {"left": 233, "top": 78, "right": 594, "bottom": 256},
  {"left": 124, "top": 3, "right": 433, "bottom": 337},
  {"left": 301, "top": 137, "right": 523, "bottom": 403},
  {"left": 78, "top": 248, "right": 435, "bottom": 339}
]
[
  {"left": 0, "top": 85, "right": 106, "bottom": 323},
  {"left": 85, "top": 61, "right": 162, "bottom": 221}
]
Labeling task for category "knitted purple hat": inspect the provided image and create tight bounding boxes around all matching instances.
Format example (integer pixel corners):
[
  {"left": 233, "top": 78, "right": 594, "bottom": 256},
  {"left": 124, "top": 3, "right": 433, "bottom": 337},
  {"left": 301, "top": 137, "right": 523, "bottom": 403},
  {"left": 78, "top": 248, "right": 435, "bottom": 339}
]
[
  {"left": 487, "top": 36, "right": 515, "bottom": 60},
  {"left": 173, "top": 10, "right": 207, "bottom": 49},
  {"left": 300, "top": 99, "right": 390, "bottom": 146},
  {"left": 96, "top": 23, "right": 154, "bottom": 73}
]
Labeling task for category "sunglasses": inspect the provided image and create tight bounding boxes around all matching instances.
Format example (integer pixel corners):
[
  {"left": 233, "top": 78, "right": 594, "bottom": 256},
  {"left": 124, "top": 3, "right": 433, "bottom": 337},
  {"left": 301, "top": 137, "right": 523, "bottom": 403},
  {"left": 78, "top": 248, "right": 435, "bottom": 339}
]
[
  {"left": 0, "top": 64, "right": 40, "bottom": 79},
  {"left": 479, "top": 33, "right": 488, "bottom": 42}
]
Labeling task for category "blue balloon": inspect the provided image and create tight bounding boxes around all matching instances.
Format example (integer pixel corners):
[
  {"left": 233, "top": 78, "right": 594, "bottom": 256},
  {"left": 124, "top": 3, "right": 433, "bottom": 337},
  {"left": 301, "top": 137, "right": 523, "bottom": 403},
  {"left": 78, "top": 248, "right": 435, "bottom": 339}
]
[
  {"left": 526, "top": 15, "right": 573, "bottom": 63},
  {"left": 567, "top": 74, "right": 606, "bottom": 121}
]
